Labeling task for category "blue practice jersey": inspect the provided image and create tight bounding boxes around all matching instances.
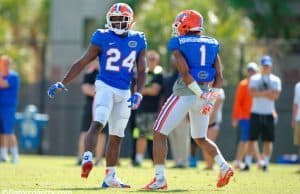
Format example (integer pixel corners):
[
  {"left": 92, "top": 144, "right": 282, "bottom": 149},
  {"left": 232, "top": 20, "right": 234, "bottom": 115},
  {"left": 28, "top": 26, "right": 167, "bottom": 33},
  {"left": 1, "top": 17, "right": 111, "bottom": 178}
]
[
  {"left": 91, "top": 29, "right": 147, "bottom": 90},
  {"left": 0, "top": 71, "right": 20, "bottom": 107},
  {"left": 168, "top": 35, "right": 219, "bottom": 82}
]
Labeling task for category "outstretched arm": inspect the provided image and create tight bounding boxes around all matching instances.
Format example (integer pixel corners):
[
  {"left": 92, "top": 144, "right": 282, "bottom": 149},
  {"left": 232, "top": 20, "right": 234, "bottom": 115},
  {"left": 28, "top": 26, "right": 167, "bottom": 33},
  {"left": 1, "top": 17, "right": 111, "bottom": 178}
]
[{"left": 61, "top": 44, "right": 101, "bottom": 85}]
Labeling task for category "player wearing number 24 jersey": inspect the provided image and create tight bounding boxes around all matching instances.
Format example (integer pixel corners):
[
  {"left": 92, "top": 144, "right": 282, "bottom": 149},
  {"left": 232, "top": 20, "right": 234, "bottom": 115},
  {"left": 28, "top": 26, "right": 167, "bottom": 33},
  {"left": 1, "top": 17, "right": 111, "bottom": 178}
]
[
  {"left": 47, "top": 3, "right": 147, "bottom": 189},
  {"left": 92, "top": 29, "right": 146, "bottom": 89}
]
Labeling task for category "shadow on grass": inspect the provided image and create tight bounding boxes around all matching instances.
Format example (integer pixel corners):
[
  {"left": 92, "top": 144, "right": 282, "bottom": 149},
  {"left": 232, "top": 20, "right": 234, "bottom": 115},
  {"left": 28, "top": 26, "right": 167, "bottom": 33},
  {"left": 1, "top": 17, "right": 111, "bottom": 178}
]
[
  {"left": 52, "top": 187, "right": 101, "bottom": 191},
  {"left": 130, "top": 189, "right": 188, "bottom": 193}
]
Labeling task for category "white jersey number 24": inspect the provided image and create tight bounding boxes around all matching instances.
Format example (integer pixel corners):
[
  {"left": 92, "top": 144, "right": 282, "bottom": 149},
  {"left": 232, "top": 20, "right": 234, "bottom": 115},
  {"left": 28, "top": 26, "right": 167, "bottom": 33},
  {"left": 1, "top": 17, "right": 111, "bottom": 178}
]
[{"left": 105, "top": 48, "right": 136, "bottom": 72}]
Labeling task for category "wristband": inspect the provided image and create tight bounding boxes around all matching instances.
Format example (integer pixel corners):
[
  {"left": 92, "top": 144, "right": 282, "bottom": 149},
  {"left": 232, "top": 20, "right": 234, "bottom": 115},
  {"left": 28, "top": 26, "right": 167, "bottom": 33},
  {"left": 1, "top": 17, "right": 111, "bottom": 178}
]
[{"left": 187, "top": 81, "right": 203, "bottom": 97}]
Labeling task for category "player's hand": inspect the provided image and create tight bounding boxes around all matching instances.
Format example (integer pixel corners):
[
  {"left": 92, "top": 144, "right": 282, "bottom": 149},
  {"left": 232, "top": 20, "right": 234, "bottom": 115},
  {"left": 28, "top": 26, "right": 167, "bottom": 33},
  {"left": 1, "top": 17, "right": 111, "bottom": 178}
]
[
  {"left": 200, "top": 103, "right": 214, "bottom": 115},
  {"left": 127, "top": 92, "right": 143, "bottom": 110},
  {"left": 47, "top": 82, "right": 68, "bottom": 98},
  {"left": 200, "top": 90, "right": 219, "bottom": 101}
]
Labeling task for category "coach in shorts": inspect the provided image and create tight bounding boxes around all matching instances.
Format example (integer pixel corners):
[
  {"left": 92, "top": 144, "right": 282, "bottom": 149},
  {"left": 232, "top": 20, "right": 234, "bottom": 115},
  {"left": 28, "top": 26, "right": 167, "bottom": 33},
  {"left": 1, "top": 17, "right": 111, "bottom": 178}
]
[{"left": 248, "top": 55, "right": 281, "bottom": 171}]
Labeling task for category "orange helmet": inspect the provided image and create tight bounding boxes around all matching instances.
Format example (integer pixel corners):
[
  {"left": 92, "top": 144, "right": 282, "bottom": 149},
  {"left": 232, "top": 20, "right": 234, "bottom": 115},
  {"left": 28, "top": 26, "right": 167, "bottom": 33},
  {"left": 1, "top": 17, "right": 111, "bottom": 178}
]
[
  {"left": 106, "top": 3, "right": 134, "bottom": 35},
  {"left": 172, "top": 10, "right": 204, "bottom": 37}
]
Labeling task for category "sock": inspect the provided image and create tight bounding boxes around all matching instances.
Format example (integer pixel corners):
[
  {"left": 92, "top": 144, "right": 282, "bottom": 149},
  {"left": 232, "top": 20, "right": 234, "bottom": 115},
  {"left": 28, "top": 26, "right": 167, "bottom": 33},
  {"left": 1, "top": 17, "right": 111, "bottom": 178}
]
[
  {"left": 263, "top": 155, "right": 270, "bottom": 166},
  {"left": 244, "top": 155, "right": 252, "bottom": 166},
  {"left": 82, "top": 151, "right": 93, "bottom": 164},
  {"left": 135, "top": 153, "right": 144, "bottom": 163},
  {"left": 10, "top": 146, "right": 19, "bottom": 162},
  {"left": 214, "top": 154, "right": 229, "bottom": 172},
  {"left": 0, "top": 147, "right": 8, "bottom": 160},
  {"left": 155, "top": 165, "right": 165, "bottom": 180},
  {"left": 105, "top": 166, "right": 116, "bottom": 179}
]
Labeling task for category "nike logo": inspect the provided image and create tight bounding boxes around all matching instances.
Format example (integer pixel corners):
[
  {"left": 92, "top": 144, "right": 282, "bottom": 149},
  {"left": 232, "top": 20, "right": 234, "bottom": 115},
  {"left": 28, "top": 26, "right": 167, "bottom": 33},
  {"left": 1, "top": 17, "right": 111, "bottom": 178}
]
[{"left": 109, "top": 42, "right": 115, "bottom": 45}]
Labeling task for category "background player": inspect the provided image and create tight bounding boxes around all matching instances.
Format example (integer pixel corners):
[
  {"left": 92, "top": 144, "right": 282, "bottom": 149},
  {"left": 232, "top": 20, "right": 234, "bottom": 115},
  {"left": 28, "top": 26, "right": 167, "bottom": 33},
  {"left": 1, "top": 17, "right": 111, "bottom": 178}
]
[
  {"left": 143, "top": 10, "right": 233, "bottom": 190},
  {"left": 48, "top": 3, "right": 147, "bottom": 188},
  {"left": 0, "top": 55, "right": 20, "bottom": 164}
]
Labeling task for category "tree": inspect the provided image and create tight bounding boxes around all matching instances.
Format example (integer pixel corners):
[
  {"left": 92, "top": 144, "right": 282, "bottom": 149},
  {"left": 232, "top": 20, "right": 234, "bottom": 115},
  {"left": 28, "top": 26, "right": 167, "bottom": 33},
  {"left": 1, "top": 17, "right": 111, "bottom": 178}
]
[
  {"left": 134, "top": 0, "right": 254, "bottom": 85},
  {"left": 0, "top": 0, "right": 50, "bottom": 82}
]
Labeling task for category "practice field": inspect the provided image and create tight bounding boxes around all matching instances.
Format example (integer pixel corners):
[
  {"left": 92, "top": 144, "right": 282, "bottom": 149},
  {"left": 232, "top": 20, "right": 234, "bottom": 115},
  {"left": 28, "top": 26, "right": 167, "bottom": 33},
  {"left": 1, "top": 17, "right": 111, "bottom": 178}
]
[{"left": 0, "top": 155, "right": 299, "bottom": 194}]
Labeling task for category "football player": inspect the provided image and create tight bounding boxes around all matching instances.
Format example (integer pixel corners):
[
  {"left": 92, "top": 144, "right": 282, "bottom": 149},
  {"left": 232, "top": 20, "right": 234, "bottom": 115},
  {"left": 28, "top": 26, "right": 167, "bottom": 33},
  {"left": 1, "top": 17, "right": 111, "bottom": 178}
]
[
  {"left": 143, "top": 10, "right": 233, "bottom": 190},
  {"left": 48, "top": 3, "right": 147, "bottom": 188}
]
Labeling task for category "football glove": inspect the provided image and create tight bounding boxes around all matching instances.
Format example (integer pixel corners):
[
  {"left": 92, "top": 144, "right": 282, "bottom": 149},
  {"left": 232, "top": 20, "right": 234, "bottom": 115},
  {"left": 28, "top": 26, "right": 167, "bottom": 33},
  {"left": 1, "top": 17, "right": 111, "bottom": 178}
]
[
  {"left": 48, "top": 82, "right": 68, "bottom": 98},
  {"left": 127, "top": 92, "right": 143, "bottom": 110},
  {"left": 200, "top": 89, "right": 219, "bottom": 101},
  {"left": 200, "top": 102, "right": 214, "bottom": 115}
]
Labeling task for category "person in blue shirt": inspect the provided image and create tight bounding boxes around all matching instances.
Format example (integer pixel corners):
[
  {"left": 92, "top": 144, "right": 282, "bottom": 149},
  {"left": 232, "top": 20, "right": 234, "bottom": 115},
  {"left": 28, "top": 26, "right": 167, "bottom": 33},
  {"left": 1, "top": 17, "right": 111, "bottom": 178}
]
[
  {"left": 0, "top": 55, "right": 20, "bottom": 163},
  {"left": 143, "top": 10, "right": 233, "bottom": 190},
  {"left": 47, "top": 3, "right": 147, "bottom": 188}
]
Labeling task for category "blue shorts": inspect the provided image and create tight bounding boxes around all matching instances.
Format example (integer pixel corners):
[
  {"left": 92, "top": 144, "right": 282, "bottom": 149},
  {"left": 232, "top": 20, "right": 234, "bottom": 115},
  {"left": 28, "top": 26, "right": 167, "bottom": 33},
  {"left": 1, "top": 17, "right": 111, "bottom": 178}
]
[
  {"left": 239, "top": 119, "right": 250, "bottom": 141},
  {"left": 0, "top": 107, "right": 16, "bottom": 134}
]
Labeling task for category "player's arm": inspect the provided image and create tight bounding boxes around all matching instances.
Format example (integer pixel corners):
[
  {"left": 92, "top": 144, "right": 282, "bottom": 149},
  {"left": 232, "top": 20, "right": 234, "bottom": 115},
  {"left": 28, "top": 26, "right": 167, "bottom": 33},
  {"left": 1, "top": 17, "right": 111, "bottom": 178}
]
[
  {"left": 61, "top": 44, "right": 101, "bottom": 85},
  {"left": 173, "top": 49, "right": 194, "bottom": 85},
  {"left": 135, "top": 49, "right": 147, "bottom": 93},
  {"left": 173, "top": 49, "right": 207, "bottom": 97},
  {"left": 212, "top": 54, "right": 223, "bottom": 88}
]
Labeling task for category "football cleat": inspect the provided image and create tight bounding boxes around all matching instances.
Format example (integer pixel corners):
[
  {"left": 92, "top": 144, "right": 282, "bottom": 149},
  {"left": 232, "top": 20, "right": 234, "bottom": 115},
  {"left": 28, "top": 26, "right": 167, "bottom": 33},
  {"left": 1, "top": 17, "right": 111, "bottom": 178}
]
[
  {"left": 143, "top": 177, "right": 168, "bottom": 190},
  {"left": 216, "top": 167, "right": 234, "bottom": 188},
  {"left": 81, "top": 161, "right": 93, "bottom": 178},
  {"left": 101, "top": 176, "right": 131, "bottom": 188}
]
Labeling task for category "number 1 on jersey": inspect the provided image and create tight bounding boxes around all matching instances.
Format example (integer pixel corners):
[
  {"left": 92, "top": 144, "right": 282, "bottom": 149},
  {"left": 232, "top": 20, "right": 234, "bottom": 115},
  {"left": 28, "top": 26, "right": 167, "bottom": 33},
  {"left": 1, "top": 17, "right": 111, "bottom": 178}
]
[{"left": 200, "top": 45, "right": 206, "bottom": 66}]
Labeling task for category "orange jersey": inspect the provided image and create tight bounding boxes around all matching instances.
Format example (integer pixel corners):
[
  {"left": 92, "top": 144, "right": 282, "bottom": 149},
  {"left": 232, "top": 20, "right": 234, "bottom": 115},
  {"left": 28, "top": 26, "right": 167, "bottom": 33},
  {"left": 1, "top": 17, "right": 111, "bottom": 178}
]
[{"left": 232, "top": 78, "right": 252, "bottom": 120}]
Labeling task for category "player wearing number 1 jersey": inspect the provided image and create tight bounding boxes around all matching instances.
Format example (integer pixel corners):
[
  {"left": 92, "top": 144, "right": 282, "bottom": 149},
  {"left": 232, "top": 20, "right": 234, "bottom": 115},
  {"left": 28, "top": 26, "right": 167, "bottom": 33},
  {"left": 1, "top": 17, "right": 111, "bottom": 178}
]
[
  {"left": 47, "top": 3, "right": 147, "bottom": 188},
  {"left": 143, "top": 10, "right": 233, "bottom": 190}
]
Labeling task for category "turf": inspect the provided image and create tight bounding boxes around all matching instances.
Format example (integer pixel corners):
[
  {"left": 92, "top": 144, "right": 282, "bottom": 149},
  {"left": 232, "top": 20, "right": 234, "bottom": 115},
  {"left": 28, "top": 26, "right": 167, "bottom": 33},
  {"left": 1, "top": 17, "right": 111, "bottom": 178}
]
[{"left": 0, "top": 155, "right": 300, "bottom": 194}]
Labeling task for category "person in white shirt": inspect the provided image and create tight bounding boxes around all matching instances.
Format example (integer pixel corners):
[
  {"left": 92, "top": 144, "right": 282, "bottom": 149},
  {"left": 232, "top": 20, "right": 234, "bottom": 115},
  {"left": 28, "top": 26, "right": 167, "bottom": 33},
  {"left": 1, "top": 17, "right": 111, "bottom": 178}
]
[{"left": 248, "top": 55, "right": 281, "bottom": 171}]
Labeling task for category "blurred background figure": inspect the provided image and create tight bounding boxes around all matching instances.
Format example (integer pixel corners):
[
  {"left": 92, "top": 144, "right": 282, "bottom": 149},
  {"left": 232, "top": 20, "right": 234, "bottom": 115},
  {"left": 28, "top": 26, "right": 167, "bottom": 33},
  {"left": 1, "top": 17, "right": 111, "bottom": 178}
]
[
  {"left": 133, "top": 50, "right": 163, "bottom": 166},
  {"left": 15, "top": 104, "right": 48, "bottom": 154},
  {"left": 232, "top": 62, "right": 259, "bottom": 170},
  {"left": 292, "top": 80, "right": 300, "bottom": 172},
  {"left": 0, "top": 55, "right": 20, "bottom": 163},
  {"left": 202, "top": 88, "right": 225, "bottom": 170},
  {"left": 166, "top": 55, "right": 190, "bottom": 168},
  {"left": 77, "top": 60, "right": 107, "bottom": 166},
  {"left": 249, "top": 55, "right": 282, "bottom": 171}
]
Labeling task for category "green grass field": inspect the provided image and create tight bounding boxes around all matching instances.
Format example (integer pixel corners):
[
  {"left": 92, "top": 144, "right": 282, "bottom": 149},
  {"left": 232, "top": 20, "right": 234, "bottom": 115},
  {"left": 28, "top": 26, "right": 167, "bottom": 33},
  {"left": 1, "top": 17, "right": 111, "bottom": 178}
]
[{"left": 0, "top": 155, "right": 300, "bottom": 194}]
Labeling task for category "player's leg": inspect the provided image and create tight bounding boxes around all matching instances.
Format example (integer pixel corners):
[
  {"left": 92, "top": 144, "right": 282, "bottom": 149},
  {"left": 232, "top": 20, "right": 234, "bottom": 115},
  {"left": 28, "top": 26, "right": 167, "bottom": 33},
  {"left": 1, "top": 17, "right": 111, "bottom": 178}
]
[
  {"left": 95, "top": 126, "right": 107, "bottom": 166},
  {"left": 0, "top": 113, "right": 8, "bottom": 162},
  {"left": 234, "top": 119, "right": 250, "bottom": 170},
  {"left": 1, "top": 108, "right": 18, "bottom": 163},
  {"left": 249, "top": 113, "right": 265, "bottom": 169},
  {"left": 81, "top": 83, "right": 113, "bottom": 178},
  {"left": 101, "top": 90, "right": 131, "bottom": 188},
  {"left": 169, "top": 116, "right": 190, "bottom": 168},
  {"left": 261, "top": 114, "right": 275, "bottom": 171},
  {"left": 190, "top": 111, "right": 233, "bottom": 188},
  {"left": 202, "top": 123, "right": 220, "bottom": 170},
  {"left": 144, "top": 95, "right": 190, "bottom": 190},
  {"left": 134, "top": 113, "right": 147, "bottom": 166},
  {"left": 77, "top": 132, "right": 86, "bottom": 165},
  {"left": 8, "top": 134, "right": 19, "bottom": 163}
]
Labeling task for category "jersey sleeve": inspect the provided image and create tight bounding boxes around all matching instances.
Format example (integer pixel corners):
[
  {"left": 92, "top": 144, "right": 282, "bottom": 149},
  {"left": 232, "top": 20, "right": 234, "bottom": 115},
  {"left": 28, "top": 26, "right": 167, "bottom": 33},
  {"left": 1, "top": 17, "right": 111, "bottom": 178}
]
[
  {"left": 90, "top": 30, "right": 104, "bottom": 48},
  {"left": 138, "top": 32, "right": 147, "bottom": 51},
  {"left": 168, "top": 37, "right": 179, "bottom": 51}
]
